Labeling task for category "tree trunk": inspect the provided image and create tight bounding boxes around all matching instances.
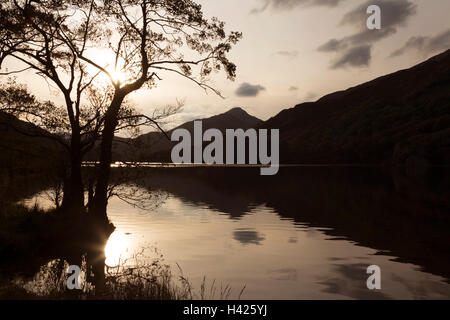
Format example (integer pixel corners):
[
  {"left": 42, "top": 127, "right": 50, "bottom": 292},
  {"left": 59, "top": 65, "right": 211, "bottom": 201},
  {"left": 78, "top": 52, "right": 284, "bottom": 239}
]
[
  {"left": 90, "top": 93, "right": 125, "bottom": 223},
  {"left": 61, "top": 127, "right": 84, "bottom": 214}
]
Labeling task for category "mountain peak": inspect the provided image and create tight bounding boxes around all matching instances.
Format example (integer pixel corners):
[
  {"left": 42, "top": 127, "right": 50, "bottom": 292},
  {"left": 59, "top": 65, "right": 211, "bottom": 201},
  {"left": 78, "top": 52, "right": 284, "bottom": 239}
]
[
  {"left": 226, "top": 107, "right": 248, "bottom": 115},
  {"left": 222, "top": 107, "right": 262, "bottom": 126}
]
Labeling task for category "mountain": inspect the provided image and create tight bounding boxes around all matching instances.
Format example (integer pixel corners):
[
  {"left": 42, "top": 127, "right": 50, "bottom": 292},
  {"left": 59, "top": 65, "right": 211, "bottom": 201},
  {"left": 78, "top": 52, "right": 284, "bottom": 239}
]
[
  {"left": 262, "top": 49, "right": 450, "bottom": 166},
  {"left": 0, "top": 111, "right": 63, "bottom": 177},
  {"left": 111, "top": 107, "right": 262, "bottom": 161}
]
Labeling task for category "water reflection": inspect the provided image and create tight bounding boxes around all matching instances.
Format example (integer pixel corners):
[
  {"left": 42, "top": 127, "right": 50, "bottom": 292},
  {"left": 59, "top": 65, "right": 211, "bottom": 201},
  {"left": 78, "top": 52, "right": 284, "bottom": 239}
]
[
  {"left": 106, "top": 166, "right": 450, "bottom": 299},
  {"left": 233, "top": 228, "right": 266, "bottom": 245},
  {"left": 318, "top": 264, "right": 391, "bottom": 300},
  {"left": 5, "top": 166, "right": 450, "bottom": 299},
  {"left": 105, "top": 232, "right": 131, "bottom": 266},
  {"left": 104, "top": 192, "right": 450, "bottom": 299}
]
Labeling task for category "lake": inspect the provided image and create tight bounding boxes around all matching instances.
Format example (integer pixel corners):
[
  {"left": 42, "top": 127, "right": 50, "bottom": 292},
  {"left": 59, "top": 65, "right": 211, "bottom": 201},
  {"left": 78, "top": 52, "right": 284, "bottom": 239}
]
[{"left": 17, "top": 166, "right": 450, "bottom": 299}]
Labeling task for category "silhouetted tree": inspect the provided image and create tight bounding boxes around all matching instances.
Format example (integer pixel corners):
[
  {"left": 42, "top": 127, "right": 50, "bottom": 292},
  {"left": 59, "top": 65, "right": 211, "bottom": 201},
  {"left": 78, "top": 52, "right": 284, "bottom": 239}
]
[
  {"left": 0, "top": 0, "right": 241, "bottom": 223},
  {"left": 0, "top": 78, "right": 179, "bottom": 212}
]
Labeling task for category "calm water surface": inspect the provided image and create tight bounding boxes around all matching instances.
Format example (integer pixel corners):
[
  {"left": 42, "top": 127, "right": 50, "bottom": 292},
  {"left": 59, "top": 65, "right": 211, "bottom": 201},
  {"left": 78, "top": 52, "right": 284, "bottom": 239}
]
[{"left": 21, "top": 167, "right": 450, "bottom": 299}]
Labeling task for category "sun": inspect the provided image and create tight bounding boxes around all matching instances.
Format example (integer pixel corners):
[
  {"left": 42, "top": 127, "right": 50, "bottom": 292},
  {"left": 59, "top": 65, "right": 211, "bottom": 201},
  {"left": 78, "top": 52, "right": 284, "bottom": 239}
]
[
  {"left": 105, "top": 231, "right": 131, "bottom": 266},
  {"left": 107, "top": 67, "right": 128, "bottom": 85},
  {"left": 87, "top": 48, "right": 130, "bottom": 86}
]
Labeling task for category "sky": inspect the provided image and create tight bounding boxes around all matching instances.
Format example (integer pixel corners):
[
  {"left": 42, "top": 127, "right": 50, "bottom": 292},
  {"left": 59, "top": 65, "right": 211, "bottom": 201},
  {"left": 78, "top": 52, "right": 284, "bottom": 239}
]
[{"left": 3, "top": 0, "right": 450, "bottom": 129}]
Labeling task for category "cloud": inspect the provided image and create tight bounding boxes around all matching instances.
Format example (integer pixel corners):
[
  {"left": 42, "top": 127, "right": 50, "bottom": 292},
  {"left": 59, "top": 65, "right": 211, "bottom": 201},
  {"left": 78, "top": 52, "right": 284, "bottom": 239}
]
[
  {"left": 275, "top": 50, "right": 299, "bottom": 59},
  {"left": 318, "top": 0, "right": 416, "bottom": 69},
  {"left": 318, "top": 39, "right": 348, "bottom": 53},
  {"left": 235, "top": 82, "right": 266, "bottom": 97},
  {"left": 303, "top": 91, "right": 318, "bottom": 101},
  {"left": 251, "top": 0, "right": 346, "bottom": 13},
  {"left": 391, "top": 29, "right": 450, "bottom": 58},
  {"left": 331, "top": 45, "right": 372, "bottom": 69},
  {"left": 340, "top": 0, "right": 416, "bottom": 31}
]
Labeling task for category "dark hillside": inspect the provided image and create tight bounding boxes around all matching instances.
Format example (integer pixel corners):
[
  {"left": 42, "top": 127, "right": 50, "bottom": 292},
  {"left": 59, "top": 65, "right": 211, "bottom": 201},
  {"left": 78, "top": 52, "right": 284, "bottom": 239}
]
[{"left": 262, "top": 49, "right": 450, "bottom": 165}]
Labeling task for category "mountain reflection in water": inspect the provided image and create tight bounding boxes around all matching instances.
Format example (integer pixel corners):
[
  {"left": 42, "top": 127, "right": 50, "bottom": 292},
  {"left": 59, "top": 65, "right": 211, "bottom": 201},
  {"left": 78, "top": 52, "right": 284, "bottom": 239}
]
[{"left": 10, "top": 166, "right": 450, "bottom": 299}]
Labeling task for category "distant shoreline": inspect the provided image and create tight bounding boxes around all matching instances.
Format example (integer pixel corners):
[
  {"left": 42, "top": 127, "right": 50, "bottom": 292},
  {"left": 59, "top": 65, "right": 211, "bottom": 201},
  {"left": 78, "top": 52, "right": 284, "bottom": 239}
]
[{"left": 81, "top": 161, "right": 450, "bottom": 168}]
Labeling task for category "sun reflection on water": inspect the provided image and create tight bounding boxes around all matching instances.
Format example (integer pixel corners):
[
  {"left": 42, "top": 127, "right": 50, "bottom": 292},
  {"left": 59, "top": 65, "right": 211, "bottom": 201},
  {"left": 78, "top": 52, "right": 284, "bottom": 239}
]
[{"left": 105, "top": 231, "right": 131, "bottom": 266}]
